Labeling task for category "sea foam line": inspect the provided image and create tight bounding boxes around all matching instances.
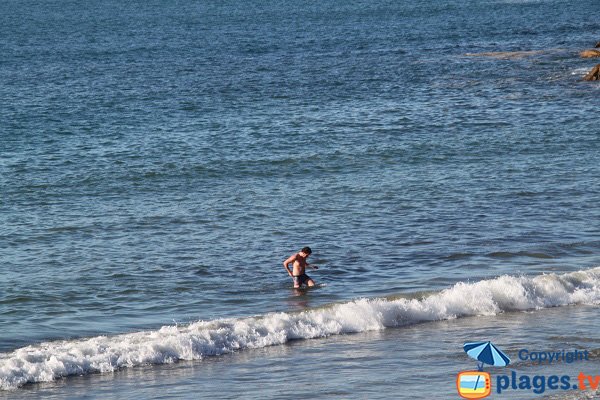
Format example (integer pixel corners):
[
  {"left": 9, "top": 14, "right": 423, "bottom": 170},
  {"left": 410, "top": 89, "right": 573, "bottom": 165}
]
[{"left": 1, "top": 267, "right": 600, "bottom": 390}]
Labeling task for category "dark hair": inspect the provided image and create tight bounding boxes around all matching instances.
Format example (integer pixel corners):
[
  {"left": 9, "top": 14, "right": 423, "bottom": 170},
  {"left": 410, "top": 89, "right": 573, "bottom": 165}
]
[{"left": 301, "top": 246, "right": 312, "bottom": 254}]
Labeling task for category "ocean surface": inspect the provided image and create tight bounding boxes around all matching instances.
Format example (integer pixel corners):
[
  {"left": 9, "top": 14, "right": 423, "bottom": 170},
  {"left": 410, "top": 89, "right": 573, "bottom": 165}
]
[{"left": 1, "top": 0, "right": 599, "bottom": 398}]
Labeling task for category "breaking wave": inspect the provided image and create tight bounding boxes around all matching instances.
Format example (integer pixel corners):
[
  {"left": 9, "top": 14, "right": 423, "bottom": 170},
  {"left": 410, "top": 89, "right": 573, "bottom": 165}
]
[{"left": 2, "top": 267, "right": 600, "bottom": 390}]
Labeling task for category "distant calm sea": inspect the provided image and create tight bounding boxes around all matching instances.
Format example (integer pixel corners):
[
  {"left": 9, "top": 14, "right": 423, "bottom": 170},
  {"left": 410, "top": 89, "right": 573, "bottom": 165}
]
[{"left": 1, "top": 0, "right": 599, "bottom": 398}]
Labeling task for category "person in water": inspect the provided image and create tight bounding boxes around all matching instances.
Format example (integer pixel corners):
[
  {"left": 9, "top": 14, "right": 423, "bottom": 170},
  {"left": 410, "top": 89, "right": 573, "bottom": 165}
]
[{"left": 283, "top": 246, "right": 318, "bottom": 288}]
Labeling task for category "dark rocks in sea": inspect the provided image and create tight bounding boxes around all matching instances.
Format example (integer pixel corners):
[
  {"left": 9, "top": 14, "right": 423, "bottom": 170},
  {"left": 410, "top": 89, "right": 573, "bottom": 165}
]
[
  {"left": 595, "top": 42, "right": 600, "bottom": 48},
  {"left": 583, "top": 64, "right": 600, "bottom": 81}
]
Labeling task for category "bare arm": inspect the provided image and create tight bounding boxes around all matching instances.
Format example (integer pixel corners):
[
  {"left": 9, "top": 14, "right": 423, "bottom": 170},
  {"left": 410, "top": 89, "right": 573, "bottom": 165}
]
[
  {"left": 283, "top": 254, "right": 296, "bottom": 276},
  {"left": 306, "top": 263, "right": 318, "bottom": 270}
]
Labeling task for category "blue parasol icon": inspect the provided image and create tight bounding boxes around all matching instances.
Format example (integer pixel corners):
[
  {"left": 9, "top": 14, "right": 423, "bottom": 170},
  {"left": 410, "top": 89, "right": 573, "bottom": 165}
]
[{"left": 463, "top": 341, "right": 511, "bottom": 371}]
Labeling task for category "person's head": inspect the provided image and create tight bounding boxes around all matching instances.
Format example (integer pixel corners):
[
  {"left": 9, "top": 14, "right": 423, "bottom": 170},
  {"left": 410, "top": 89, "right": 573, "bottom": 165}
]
[{"left": 300, "top": 246, "right": 312, "bottom": 257}]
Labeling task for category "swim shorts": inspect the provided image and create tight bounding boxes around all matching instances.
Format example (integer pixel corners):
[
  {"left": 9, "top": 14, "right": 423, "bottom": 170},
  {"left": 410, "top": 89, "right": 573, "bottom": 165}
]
[{"left": 293, "top": 274, "right": 311, "bottom": 287}]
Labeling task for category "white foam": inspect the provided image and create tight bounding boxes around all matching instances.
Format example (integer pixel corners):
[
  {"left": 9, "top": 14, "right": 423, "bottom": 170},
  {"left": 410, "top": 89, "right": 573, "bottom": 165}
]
[
  {"left": 2, "top": 267, "right": 600, "bottom": 390},
  {"left": 572, "top": 67, "right": 593, "bottom": 76}
]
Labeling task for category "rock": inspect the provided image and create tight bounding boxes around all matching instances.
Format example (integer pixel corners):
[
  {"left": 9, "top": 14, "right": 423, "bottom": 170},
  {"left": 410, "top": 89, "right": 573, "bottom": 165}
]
[
  {"left": 465, "top": 50, "right": 545, "bottom": 60},
  {"left": 464, "top": 49, "right": 569, "bottom": 60},
  {"left": 583, "top": 64, "right": 600, "bottom": 81},
  {"left": 580, "top": 49, "right": 600, "bottom": 58},
  {"left": 596, "top": 42, "right": 600, "bottom": 48}
]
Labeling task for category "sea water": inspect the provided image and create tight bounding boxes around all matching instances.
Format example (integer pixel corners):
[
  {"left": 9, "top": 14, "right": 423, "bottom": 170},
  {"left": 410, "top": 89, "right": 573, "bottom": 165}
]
[{"left": 1, "top": 0, "right": 599, "bottom": 398}]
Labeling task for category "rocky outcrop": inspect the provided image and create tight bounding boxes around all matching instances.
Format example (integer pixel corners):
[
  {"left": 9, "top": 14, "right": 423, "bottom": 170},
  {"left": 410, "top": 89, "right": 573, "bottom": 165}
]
[
  {"left": 580, "top": 49, "right": 600, "bottom": 58},
  {"left": 464, "top": 50, "right": 554, "bottom": 59},
  {"left": 464, "top": 45, "right": 600, "bottom": 82},
  {"left": 583, "top": 64, "right": 600, "bottom": 81}
]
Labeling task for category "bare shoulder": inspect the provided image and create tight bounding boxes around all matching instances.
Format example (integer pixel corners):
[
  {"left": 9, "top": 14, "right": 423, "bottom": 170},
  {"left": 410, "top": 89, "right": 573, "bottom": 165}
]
[{"left": 284, "top": 253, "right": 298, "bottom": 263}]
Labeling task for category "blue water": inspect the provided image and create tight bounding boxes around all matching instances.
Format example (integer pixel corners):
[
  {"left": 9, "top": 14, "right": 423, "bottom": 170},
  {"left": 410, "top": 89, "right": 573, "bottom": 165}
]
[{"left": 1, "top": 0, "right": 600, "bottom": 398}]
